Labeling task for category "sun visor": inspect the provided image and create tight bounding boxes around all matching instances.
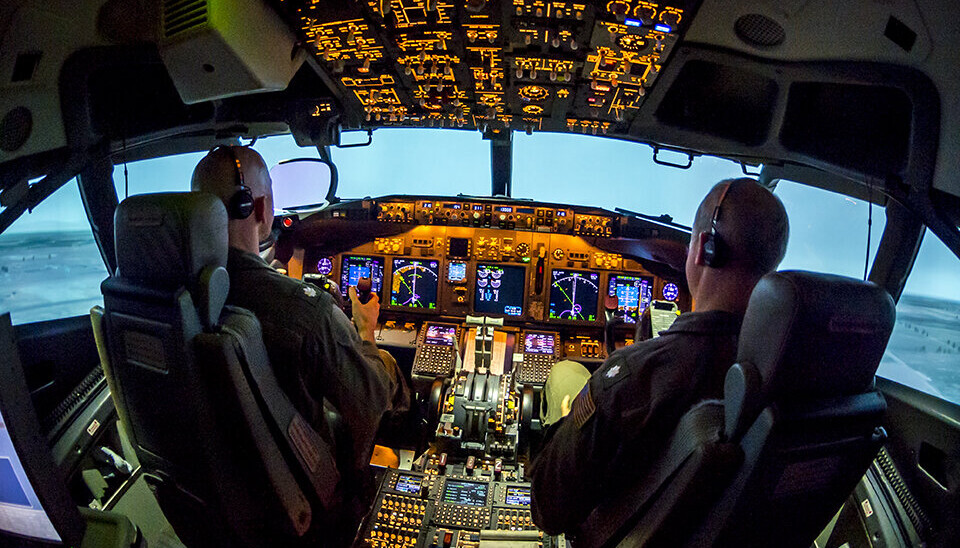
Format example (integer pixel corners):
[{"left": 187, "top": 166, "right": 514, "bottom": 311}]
[{"left": 159, "top": 0, "right": 305, "bottom": 104}]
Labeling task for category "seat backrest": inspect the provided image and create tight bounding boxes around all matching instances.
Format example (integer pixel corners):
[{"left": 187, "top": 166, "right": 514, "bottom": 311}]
[
  {"left": 576, "top": 271, "right": 894, "bottom": 548},
  {"left": 692, "top": 271, "right": 895, "bottom": 548},
  {"left": 98, "top": 192, "right": 338, "bottom": 547}
]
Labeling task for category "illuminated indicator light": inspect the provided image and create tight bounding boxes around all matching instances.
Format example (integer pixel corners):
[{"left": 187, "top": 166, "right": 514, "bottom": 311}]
[
  {"left": 625, "top": 18, "right": 642, "bottom": 27},
  {"left": 282, "top": 217, "right": 293, "bottom": 228},
  {"left": 655, "top": 24, "right": 671, "bottom": 33}
]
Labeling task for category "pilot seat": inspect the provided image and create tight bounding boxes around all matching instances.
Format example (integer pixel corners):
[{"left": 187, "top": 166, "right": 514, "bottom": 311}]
[
  {"left": 93, "top": 192, "right": 342, "bottom": 547},
  {"left": 577, "top": 271, "right": 896, "bottom": 547}
]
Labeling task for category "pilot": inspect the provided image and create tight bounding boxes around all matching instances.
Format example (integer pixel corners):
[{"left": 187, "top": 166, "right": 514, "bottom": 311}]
[
  {"left": 190, "top": 146, "right": 410, "bottom": 514},
  {"left": 529, "top": 177, "right": 789, "bottom": 535}
]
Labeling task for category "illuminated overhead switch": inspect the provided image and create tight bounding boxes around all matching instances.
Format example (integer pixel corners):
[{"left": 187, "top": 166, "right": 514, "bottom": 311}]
[
  {"left": 570, "top": 40, "right": 579, "bottom": 50},
  {"left": 333, "top": 59, "right": 344, "bottom": 73},
  {"left": 549, "top": 69, "right": 557, "bottom": 81},
  {"left": 524, "top": 34, "right": 532, "bottom": 45},
  {"left": 379, "top": 0, "right": 391, "bottom": 16},
  {"left": 530, "top": 68, "right": 538, "bottom": 79},
  {"left": 552, "top": 36, "right": 561, "bottom": 48},
  {"left": 427, "top": 0, "right": 437, "bottom": 12},
  {"left": 361, "top": 56, "right": 371, "bottom": 72},
  {"left": 444, "top": 65, "right": 452, "bottom": 77},
  {"left": 576, "top": 10, "right": 583, "bottom": 20},
  {"left": 515, "top": 66, "right": 524, "bottom": 79},
  {"left": 639, "top": 86, "right": 646, "bottom": 96},
  {"left": 404, "top": 62, "right": 412, "bottom": 75}
]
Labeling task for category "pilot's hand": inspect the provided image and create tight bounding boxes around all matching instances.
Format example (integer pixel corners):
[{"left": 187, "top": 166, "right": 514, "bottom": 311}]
[
  {"left": 348, "top": 285, "right": 380, "bottom": 344},
  {"left": 560, "top": 395, "right": 572, "bottom": 418}
]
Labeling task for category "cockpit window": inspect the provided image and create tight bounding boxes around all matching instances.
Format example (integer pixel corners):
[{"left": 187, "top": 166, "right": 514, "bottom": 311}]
[
  {"left": 331, "top": 129, "right": 491, "bottom": 198},
  {"left": 0, "top": 180, "right": 108, "bottom": 324},
  {"left": 879, "top": 230, "right": 960, "bottom": 405}
]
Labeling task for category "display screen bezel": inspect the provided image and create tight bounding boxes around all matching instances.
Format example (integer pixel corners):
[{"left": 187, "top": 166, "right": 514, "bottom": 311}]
[
  {"left": 388, "top": 257, "right": 441, "bottom": 313},
  {"left": 441, "top": 480, "right": 488, "bottom": 507},
  {"left": 473, "top": 263, "right": 527, "bottom": 318},
  {"left": 607, "top": 273, "right": 655, "bottom": 324},
  {"left": 547, "top": 268, "right": 601, "bottom": 325},
  {"left": 339, "top": 255, "right": 385, "bottom": 298}
]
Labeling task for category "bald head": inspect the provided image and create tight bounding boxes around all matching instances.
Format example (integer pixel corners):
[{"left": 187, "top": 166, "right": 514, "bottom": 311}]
[
  {"left": 192, "top": 146, "right": 272, "bottom": 203},
  {"left": 192, "top": 146, "right": 274, "bottom": 253},
  {"left": 692, "top": 178, "right": 789, "bottom": 277}
]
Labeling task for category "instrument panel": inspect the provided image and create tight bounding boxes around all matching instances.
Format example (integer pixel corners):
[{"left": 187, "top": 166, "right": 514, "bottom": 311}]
[{"left": 303, "top": 223, "right": 689, "bottom": 327}]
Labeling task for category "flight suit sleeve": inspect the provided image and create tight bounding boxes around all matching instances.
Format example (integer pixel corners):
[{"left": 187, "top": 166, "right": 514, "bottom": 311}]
[
  {"left": 303, "top": 304, "right": 398, "bottom": 472},
  {"left": 529, "top": 358, "right": 625, "bottom": 535}
]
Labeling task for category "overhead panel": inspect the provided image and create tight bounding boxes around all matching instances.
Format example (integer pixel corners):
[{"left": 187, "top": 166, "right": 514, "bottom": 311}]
[{"left": 276, "top": 0, "right": 698, "bottom": 136}]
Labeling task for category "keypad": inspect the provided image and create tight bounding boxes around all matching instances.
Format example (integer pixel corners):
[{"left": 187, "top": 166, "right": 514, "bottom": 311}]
[
  {"left": 413, "top": 345, "right": 455, "bottom": 376},
  {"left": 434, "top": 503, "right": 491, "bottom": 529},
  {"left": 494, "top": 508, "right": 537, "bottom": 531},
  {"left": 516, "top": 355, "right": 554, "bottom": 385},
  {"left": 364, "top": 493, "right": 427, "bottom": 547}
]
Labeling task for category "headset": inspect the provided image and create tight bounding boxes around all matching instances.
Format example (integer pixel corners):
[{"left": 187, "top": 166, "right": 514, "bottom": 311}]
[
  {"left": 213, "top": 145, "right": 255, "bottom": 220},
  {"left": 702, "top": 179, "right": 737, "bottom": 268}
]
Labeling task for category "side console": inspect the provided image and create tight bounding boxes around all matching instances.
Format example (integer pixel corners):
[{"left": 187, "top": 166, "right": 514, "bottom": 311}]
[{"left": 357, "top": 468, "right": 556, "bottom": 548}]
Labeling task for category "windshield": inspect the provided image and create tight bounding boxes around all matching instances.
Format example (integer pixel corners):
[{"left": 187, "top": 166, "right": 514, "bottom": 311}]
[{"left": 333, "top": 129, "right": 887, "bottom": 278}]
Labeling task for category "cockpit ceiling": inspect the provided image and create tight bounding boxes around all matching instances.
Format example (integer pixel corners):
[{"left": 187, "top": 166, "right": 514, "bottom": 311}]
[{"left": 270, "top": 0, "right": 698, "bottom": 135}]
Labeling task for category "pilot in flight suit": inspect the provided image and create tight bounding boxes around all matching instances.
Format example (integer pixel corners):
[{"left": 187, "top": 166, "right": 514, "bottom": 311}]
[
  {"left": 530, "top": 178, "right": 790, "bottom": 536},
  {"left": 191, "top": 146, "right": 410, "bottom": 522}
]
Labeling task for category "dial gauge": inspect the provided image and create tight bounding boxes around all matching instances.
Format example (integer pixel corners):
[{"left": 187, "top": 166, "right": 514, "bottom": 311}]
[
  {"left": 663, "top": 282, "right": 679, "bottom": 301},
  {"left": 317, "top": 257, "right": 333, "bottom": 275}
]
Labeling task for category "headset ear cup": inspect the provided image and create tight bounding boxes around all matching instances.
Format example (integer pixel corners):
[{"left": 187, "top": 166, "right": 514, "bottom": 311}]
[
  {"left": 703, "top": 229, "right": 726, "bottom": 268},
  {"left": 229, "top": 186, "right": 255, "bottom": 219},
  {"left": 702, "top": 231, "right": 716, "bottom": 267}
]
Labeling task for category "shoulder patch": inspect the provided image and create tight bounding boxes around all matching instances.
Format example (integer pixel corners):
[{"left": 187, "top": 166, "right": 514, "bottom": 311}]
[
  {"left": 302, "top": 285, "right": 317, "bottom": 298},
  {"left": 572, "top": 384, "right": 596, "bottom": 429}
]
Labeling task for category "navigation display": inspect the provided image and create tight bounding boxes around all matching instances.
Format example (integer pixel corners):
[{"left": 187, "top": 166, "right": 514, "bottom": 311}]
[
  {"left": 548, "top": 270, "right": 600, "bottom": 322},
  {"left": 524, "top": 333, "right": 555, "bottom": 355},
  {"left": 505, "top": 486, "right": 531, "bottom": 506},
  {"left": 442, "top": 480, "right": 488, "bottom": 506},
  {"left": 340, "top": 256, "right": 384, "bottom": 297},
  {"left": 394, "top": 474, "right": 423, "bottom": 494},
  {"left": 608, "top": 274, "right": 654, "bottom": 323},
  {"left": 425, "top": 324, "right": 457, "bottom": 346},
  {"left": 390, "top": 258, "right": 439, "bottom": 310},
  {"left": 474, "top": 264, "right": 525, "bottom": 317}
]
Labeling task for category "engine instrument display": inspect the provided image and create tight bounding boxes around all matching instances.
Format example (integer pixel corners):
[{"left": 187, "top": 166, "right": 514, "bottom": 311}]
[
  {"left": 608, "top": 274, "right": 654, "bottom": 323},
  {"left": 475, "top": 264, "right": 525, "bottom": 317},
  {"left": 425, "top": 324, "right": 457, "bottom": 346},
  {"left": 442, "top": 481, "right": 488, "bottom": 507},
  {"left": 548, "top": 270, "right": 600, "bottom": 322},
  {"left": 340, "top": 256, "right": 383, "bottom": 297},
  {"left": 390, "top": 258, "right": 439, "bottom": 310},
  {"left": 523, "top": 333, "right": 555, "bottom": 355}
]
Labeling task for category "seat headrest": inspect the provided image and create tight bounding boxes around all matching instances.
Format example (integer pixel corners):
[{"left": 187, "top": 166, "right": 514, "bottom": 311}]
[
  {"left": 737, "top": 271, "right": 895, "bottom": 401},
  {"left": 114, "top": 192, "right": 228, "bottom": 288}
]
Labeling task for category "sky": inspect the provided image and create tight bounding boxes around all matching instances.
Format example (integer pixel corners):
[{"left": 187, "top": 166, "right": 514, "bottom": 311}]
[{"left": 3, "top": 129, "right": 958, "bottom": 300}]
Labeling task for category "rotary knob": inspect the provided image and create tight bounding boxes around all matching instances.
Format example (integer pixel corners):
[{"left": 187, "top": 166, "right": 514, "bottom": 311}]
[
  {"left": 553, "top": 248, "right": 565, "bottom": 260},
  {"left": 515, "top": 242, "right": 530, "bottom": 257}
]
